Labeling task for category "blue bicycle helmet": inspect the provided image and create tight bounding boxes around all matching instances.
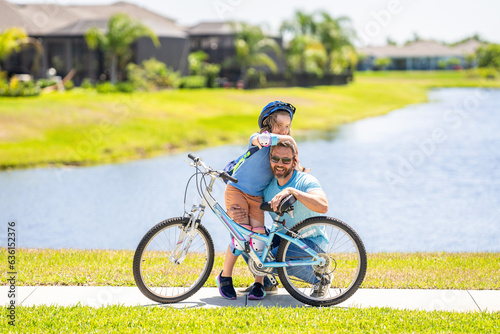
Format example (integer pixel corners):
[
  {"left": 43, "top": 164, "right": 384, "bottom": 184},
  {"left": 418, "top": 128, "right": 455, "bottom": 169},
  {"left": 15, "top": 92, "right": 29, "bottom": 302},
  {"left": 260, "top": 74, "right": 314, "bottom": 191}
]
[{"left": 258, "top": 101, "right": 296, "bottom": 129}]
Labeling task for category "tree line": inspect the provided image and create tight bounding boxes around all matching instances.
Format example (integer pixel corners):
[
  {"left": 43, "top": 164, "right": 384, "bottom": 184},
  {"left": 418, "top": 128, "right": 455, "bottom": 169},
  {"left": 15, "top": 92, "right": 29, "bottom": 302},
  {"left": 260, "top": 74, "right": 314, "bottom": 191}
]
[{"left": 1, "top": 10, "right": 500, "bottom": 95}]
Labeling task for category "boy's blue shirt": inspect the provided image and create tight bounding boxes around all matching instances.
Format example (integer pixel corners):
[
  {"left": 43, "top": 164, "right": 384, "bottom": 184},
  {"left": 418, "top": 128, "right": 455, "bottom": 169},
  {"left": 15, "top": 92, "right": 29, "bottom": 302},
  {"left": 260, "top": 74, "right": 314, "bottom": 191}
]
[{"left": 227, "top": 133, "right": 274, "bottom": 197}]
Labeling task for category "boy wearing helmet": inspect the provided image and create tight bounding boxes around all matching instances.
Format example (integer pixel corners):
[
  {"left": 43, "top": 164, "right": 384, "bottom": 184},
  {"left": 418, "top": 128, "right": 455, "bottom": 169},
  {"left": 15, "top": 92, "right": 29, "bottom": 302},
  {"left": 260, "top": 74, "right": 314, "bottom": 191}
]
[{"left": 216, "top": 101, "right": 304, "bottom": 300}]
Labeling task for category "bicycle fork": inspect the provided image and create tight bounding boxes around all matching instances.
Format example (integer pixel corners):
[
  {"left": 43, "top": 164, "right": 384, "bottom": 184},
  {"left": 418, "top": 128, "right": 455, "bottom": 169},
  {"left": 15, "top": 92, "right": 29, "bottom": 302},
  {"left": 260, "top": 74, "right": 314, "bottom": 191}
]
[
  {"left": 169, "top": 173, "right": 216, "bottom": 264},
  {"left": 168, "top": 205, "right": 205, "bottom": 264}
]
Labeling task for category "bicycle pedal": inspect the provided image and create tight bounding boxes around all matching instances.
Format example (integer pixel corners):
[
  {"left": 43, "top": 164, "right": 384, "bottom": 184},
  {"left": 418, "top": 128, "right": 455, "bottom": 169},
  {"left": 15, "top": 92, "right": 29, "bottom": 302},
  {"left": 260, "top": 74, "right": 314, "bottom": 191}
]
[{"left": 267, "top": 274, "right": 278, "bottom": 286}]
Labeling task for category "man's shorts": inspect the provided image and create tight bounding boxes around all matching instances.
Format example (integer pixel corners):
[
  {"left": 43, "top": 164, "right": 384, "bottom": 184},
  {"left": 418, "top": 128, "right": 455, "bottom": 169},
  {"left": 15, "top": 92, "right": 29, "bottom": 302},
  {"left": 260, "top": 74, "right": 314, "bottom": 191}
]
[{"left": 224, "top": 184, "right": 264, "bottom": 224}]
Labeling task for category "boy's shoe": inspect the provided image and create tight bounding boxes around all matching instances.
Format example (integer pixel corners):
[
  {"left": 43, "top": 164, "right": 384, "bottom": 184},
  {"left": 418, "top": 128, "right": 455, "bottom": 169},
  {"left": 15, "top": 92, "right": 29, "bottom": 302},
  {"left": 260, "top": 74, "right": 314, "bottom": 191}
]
[
  {"left": 216, "top": 271, "right": 237, "bottom": 300},
  {"left": 248, "top": 282, "right": 266, "bottom": 300},
  {"left": 237, "top": 284, "right": 278, "bottom": 295}
]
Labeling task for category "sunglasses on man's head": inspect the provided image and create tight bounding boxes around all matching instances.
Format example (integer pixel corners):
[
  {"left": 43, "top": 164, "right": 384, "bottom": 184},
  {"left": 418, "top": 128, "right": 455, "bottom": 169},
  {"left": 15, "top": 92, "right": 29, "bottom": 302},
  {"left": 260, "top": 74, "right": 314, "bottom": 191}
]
[{"left": 270, "top": 156, "right": 293, "bottom": 164}]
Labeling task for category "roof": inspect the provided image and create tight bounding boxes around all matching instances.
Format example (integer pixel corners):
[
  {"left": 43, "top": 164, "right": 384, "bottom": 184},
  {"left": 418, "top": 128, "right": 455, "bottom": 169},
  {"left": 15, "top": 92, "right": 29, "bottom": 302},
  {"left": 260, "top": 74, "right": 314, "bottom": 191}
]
[
  {"left": 452, "top": 39, "right": 483, "bottom": 54},
  {"left": 188, "top": 21, "right": 279, "bottom": 38},
  {"left": 0, "top": 0, "right": 186, "bottom": 38},
  {"left": 188, "top": 22, "right": 239, "bottom": 36},
  {"left": 359, "top": 40, "right": 483, "bottom": 58}
]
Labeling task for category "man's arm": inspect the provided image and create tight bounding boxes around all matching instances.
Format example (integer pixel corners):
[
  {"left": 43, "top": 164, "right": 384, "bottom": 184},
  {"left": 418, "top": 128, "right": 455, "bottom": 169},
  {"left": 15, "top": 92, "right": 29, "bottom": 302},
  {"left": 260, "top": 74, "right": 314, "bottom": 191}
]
[{"left": 269, "top": 188, "right": 328, "bottom": 214}]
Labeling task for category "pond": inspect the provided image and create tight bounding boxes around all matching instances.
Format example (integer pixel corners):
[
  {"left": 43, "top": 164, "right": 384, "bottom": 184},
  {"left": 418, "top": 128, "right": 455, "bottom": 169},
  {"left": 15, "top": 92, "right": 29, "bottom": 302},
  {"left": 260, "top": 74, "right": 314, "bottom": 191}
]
[{"left": 1, "top": 88, "right": 499, "bottom": 253}]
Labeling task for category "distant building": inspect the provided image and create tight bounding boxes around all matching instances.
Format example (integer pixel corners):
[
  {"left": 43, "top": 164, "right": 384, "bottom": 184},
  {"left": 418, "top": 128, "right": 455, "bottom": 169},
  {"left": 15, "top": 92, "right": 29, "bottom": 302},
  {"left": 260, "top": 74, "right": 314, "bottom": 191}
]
[
  {"left": 357, "top": 40, "right": 482, "bottom": 71},
  {"left": 188, "top": 21, "right": 285, "bottom": 81},
  {"left": 0, "top": 0, "right": 189, "bottom": 83}
]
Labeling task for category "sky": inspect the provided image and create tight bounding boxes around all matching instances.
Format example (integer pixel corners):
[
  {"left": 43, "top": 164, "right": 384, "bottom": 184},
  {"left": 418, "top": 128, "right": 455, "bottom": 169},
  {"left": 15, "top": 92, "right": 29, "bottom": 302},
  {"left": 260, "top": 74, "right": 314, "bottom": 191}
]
[{"left": 10, "top": 0, "right": 500, "bottom": 46}]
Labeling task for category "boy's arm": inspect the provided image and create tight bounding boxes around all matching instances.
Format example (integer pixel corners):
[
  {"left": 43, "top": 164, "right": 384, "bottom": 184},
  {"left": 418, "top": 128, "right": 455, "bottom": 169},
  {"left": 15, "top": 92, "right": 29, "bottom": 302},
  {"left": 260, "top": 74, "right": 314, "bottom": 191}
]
[
  {"left": 252, "top": 134, "right": 308, "bottom": 172},
  {"left": 252, "top": 133, "right": 297, "bottom": 150},
  {"left": 274, "top": 135, "right": 308, "bottom": 172}
]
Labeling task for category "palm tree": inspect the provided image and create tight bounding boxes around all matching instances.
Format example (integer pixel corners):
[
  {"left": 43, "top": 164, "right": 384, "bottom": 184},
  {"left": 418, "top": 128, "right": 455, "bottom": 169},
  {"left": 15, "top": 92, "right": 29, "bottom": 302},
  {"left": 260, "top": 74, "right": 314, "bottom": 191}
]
[
  {"left": 85, "top": 13, "right": 160, "bottom": 83},
  {"left": 280, "top": 10, "right": 319, "bottom": 74},
  {"left": 280, "top": 10, "right": 317, "bottom": 37},
  {"left": 316, "top": 11, "right": 357, "bottom": 74},
  {"left": 285, "top": 35, "right": 326, "bottom": 75},
  {"left": 227, "top": 23, "right": 281, "bottom": 82},
  {"left": 0, "top": 27, "right": 43, "bottom": 73},
  {"left": 281, "top": 10, "right": 357, "bottom": 75}
]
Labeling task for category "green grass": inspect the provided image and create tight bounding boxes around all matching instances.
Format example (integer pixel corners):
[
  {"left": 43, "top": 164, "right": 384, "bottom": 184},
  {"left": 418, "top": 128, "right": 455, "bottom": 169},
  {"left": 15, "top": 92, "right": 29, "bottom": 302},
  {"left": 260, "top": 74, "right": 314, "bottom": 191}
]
[
  {"left": 2, "top": 249, "right": 498, "bottom": 289},
  {"left": 2, "top": 71, "right": 499, "bottom": 170},
  {"left": 3, "top": 249, "right": 498, "bottom": 332},
  {"left": 2, "top": 305, "right": 498, "bottom": 333}
]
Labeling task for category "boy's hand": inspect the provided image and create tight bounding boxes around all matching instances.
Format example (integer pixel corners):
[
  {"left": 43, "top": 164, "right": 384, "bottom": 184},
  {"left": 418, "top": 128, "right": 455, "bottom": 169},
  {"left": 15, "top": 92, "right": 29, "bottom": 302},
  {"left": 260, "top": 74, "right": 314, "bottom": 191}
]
[{"left": 295, "top": 155, "right": 310, "bottom": 173}]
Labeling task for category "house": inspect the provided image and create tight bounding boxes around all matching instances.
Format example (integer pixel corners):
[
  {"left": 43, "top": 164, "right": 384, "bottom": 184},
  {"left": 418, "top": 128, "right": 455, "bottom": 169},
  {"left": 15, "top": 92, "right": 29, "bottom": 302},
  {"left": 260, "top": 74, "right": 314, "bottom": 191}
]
[
  {"left": 357, "top": 40, "right": 482, "bottom": 71},
  {"left": 0, "top": 0, "right": 189, "bottom": 83},
  {"left": 188, "top": 21, "right": 285, "bottom": 81}
]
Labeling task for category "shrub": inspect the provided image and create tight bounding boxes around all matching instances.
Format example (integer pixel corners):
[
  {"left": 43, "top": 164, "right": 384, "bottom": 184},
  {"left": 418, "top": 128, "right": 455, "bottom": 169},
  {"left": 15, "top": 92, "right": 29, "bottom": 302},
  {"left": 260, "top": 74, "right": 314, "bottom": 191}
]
[
  {"left": 373, "top": 57, "right": 392, "bottom": 70},
  {"left": 64, "top": 80, "right": 74, "bottom": 91},
  {"left": 478, "top": 67, "right": 499, "bottom": 79},
  {"left": 126, "top": 63, "right": 149, "bottom": 90},
  {"left": 143, "top": 58, "right": 180, "bottom": 88},
  {"left": 179, "top": 76, "right": 206, "bottom": 89},
  {"left": 476, "top": 43, "right": 500, "bottom": 69},
  {"left": 95, "top": 82, "right": 117, "bottom": 93},
  {"left": 36, "top": 78, "right": 58, "bottom": 88},
  {"left": 187, "top": 51, "right": 221, "bottom": 87},
  {"left": 126, "top": 58, "right": 180, "bottom": 91},
  {"left": 0, "top": 75, "right": 41, "bottom": 97},
  {"left": 81, "top": 78, "right": 94, "bottom": 89},
  {"left": 116, "top": 81, "right": 135, "bottom": 93},
  {"left": 465, "top": 67, "right": 499, "bottom": 79},
  {"left": 204, "top": 63, "right": 221, "bottom": 88}
]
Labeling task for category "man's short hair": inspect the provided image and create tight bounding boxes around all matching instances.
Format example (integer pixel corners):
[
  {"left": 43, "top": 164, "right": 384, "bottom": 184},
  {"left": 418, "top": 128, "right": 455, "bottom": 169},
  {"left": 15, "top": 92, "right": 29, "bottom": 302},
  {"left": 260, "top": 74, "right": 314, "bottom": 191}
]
[{"left": 270, "top": 140, "right": 296, "bottom": 156}]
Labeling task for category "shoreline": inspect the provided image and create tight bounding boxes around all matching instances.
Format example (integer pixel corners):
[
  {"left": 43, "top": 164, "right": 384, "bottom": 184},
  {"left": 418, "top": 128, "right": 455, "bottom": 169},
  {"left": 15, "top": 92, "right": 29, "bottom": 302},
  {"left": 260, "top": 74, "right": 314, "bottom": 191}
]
[{"left": 2, "top": 71, "right": 500, "bottom": 171}]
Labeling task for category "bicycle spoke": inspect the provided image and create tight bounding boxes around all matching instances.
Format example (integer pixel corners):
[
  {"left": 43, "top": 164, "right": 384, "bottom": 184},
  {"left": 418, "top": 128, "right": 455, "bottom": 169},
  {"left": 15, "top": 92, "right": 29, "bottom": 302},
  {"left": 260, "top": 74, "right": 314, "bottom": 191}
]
[
  {"left": 277, "top": 217, "right": 366, "bottom": 307},
  {"left": 133, "top": 218, "right": 214, "bottom": 303}
]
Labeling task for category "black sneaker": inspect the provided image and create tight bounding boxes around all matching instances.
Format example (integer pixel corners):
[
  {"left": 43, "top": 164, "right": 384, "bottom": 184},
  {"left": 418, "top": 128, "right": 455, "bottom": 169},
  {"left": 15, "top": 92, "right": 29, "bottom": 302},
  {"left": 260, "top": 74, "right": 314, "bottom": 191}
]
[
  {"left": 248, "top": 282, "right": 266, "bottom": 300},
  {"left": 237, "top": 284, "right": 278, "bottom": 295},
  {"left": 216, "top": 271, "right": 236, "bottom": 300}
]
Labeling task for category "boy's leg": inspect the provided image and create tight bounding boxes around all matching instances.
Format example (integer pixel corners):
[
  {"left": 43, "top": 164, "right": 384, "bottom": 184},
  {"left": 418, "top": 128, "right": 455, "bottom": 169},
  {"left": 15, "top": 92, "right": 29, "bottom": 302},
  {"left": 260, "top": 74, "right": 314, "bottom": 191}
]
[
  {"left": 218, "top": 186, "right": 252, "bottom": 299},
  {"left": 222, "top": 246, "right": 238, "bottom": 277}
]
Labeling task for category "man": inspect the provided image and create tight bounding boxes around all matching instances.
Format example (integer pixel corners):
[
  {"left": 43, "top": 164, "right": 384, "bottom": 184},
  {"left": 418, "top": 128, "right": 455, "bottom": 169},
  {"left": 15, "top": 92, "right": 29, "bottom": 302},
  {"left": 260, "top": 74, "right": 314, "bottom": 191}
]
[{"left": 229, "top": 140, "right": 329, "bottom": 298}]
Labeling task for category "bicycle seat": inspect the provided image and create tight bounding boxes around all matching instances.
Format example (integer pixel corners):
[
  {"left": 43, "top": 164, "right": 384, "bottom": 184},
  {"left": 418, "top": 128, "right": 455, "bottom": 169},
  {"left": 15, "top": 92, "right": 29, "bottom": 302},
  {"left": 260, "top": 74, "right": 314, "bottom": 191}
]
[{"left": 260, "top": 194, "right": 296, "bottom": 216}]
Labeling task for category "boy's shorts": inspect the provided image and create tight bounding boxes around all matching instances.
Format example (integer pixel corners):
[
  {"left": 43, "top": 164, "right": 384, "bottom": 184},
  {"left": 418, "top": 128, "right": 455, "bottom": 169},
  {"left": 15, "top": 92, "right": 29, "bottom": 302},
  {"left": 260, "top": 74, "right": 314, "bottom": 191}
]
[{"left": 224, "top": 184, "right": 264, "bottom": 224}]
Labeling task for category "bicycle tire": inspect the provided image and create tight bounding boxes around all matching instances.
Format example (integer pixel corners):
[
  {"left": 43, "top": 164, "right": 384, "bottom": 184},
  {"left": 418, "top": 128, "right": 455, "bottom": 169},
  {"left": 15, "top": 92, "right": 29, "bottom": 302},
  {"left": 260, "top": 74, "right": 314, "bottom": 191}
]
[
  {"left": 276, "top": 216, "right": 367, "bottom": 307},
  {"left": 133, "top": 217, "right": 215, "bottom": 303}
]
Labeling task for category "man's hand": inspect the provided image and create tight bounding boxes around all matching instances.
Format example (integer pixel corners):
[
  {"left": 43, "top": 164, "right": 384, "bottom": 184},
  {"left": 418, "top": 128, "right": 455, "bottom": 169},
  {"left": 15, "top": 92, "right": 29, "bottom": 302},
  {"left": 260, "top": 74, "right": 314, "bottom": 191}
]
[
  {"left": 227, "top": 204, "right": 247, "bottom": 223},
  {"left": 270, "top": 188, "right": 294, "bottom": 212},
  {"left": 270, "top": 188, "right": 328, "bottom": 214}
]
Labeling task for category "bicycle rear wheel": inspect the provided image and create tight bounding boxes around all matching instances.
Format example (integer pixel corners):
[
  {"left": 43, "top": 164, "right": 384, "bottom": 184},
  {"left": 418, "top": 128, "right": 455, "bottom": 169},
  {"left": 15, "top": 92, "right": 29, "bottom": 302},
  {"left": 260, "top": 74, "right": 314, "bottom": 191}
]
[
  {"left": 133, "top": 217, "right": 214, "bottom": 303},
  {"left": 277, "top": 216, "right": 367, "bottom": 307}
]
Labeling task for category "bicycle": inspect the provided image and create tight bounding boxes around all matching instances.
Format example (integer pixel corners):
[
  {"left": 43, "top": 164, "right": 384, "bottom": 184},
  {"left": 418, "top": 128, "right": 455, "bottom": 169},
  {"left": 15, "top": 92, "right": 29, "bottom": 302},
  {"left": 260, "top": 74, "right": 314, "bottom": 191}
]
[{"left": 133, "top": 154, "right": 367, "bottom": 307}]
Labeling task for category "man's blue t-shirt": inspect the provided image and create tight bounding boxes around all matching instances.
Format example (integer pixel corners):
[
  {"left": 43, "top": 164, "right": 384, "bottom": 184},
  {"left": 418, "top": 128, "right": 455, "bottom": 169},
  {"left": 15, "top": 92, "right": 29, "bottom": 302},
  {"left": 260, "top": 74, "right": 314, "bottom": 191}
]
[
  {"left": 227, "top": 133, "right": 274, "bottom": 197},
  {"left": 263, "top": 170, "right": 323, "bottom": 229}
]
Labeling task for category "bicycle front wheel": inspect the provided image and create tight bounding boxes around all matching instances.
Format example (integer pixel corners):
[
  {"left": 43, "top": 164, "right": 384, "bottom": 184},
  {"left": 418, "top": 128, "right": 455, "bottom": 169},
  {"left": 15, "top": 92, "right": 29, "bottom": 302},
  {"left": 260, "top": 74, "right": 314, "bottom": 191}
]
[
  {"left": 133, "top": 217, "right": 214, "bottom": 303},
  {"left": 277, "top": 216, "right": 367, "bottom": 307}
]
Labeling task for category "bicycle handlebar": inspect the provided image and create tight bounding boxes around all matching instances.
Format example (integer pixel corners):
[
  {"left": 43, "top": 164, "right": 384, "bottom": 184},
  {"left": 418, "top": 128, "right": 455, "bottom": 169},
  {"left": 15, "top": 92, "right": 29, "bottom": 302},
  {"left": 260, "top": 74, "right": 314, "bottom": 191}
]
[
  {"left": 187, "top": 153, "right": 238, "bottom": 183},
  {"left": 220, "top": 171, "right": 238, "bottom": 183}
]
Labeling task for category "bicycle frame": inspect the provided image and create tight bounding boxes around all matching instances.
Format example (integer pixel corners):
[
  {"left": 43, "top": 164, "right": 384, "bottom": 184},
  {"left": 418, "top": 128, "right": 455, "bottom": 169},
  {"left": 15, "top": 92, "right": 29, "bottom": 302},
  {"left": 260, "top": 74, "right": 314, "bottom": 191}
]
[{"left": 173, "top": 166, "right": 326, "bottom": 271}]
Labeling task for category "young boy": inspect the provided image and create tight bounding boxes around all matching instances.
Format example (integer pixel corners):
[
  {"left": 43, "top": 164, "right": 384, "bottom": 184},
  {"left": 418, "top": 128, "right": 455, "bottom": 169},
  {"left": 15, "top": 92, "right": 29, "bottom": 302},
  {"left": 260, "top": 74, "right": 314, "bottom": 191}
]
[{"left": 216, "top": 101, "right": 302, "bottom": 300}]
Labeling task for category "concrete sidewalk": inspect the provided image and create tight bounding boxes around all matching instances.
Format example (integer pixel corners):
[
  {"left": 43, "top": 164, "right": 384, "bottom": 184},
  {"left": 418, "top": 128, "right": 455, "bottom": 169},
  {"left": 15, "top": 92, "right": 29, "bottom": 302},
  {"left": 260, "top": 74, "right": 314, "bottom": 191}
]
[{"left": 2, "top": 286, "right": 499, "bottom": 312}]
